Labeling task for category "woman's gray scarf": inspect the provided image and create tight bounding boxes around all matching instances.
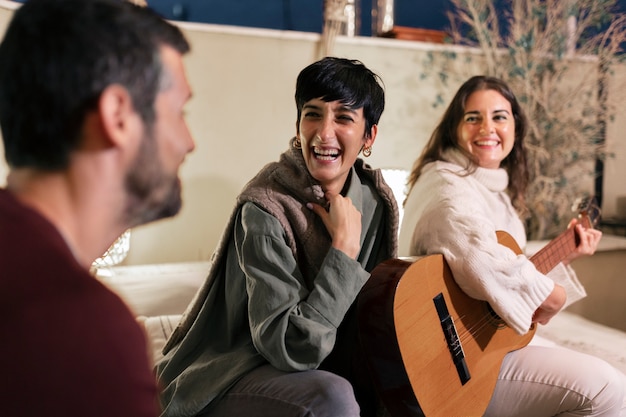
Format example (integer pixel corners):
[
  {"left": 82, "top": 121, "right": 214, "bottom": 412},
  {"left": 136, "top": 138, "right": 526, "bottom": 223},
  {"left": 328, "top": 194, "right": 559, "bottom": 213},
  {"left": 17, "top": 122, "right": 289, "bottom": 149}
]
[{"left": 163, "top": 138, "right": 398, "bottom": 353}]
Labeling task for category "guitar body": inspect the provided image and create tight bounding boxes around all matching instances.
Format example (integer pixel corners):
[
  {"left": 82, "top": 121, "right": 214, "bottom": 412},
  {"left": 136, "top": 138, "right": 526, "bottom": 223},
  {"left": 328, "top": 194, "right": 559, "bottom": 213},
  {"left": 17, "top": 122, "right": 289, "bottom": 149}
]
[{"left": 358, "top": 231, "right": 535, "bottom": 417}]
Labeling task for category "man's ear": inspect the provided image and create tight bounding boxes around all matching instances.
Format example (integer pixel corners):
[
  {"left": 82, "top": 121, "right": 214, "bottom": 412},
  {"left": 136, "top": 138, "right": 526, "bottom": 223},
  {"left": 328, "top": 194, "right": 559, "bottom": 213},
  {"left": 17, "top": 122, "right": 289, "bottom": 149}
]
[{"left": 98, "top": 84, "right": 138, "bottom": 148}]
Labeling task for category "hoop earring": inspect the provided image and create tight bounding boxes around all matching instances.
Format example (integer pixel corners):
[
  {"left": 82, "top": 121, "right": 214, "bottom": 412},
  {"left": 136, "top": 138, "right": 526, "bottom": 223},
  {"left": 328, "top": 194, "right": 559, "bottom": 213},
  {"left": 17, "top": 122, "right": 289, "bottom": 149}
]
[
  {"left": 293, "top": 137, "right": 302, "bottom": 149},
  {"left": 362, "top": 146, "right": 372, "bottom": 157}
]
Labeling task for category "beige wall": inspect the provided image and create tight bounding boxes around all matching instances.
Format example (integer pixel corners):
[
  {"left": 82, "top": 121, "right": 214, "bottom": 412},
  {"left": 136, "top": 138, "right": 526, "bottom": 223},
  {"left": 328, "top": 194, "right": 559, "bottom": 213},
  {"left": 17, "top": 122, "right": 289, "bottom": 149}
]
[
  {"left": 123, "top": 25, "right": 458, "bottom": 264},
  {"left": 1, "top": 1, "right": 625, "bottom": 265},
  {"left": 568, "top": 245, "right": 626, "bottom": 332}
]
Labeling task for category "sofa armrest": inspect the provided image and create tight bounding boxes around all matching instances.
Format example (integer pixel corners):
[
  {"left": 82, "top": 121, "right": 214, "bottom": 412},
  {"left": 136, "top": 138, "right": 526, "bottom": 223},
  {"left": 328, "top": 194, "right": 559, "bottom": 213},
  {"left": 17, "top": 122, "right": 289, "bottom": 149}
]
[{"left": 96, "top": 261, "right": 210, "bottom": 317}]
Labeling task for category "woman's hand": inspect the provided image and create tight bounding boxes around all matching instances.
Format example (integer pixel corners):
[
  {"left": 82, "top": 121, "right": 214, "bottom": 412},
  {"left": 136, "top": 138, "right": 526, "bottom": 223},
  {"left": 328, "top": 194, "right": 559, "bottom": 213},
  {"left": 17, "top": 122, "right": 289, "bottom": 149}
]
[
  {"left": 307, "top": 191, "right": 362, "bottom": 259},
  {"left": 532, "top": 284, "right": 566, "bottom": 325},
  {"left": 562, "top": 219, "right": 602, "bottom": 265}
]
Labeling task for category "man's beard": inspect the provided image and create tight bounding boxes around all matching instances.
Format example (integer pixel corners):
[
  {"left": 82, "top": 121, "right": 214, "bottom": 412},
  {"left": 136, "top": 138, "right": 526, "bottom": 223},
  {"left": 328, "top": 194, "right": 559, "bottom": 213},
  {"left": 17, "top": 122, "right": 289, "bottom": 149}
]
[{"left": 123, "top": 132, "right": 183, "bottom": 228}]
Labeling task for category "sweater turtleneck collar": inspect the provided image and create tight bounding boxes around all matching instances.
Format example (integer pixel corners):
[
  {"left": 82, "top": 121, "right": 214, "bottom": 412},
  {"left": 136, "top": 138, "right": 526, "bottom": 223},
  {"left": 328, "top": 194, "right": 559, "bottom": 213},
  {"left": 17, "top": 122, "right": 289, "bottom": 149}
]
[{"left": 443, "top": 148, "right": 509, "bottom": 192}]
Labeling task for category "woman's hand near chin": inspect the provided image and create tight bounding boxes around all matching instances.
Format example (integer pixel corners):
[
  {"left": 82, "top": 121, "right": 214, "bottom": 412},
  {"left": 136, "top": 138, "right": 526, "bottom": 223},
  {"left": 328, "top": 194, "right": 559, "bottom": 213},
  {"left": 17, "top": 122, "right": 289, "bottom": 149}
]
[{"left": 307, "top": 191, "right": 362, "bottom": 259}]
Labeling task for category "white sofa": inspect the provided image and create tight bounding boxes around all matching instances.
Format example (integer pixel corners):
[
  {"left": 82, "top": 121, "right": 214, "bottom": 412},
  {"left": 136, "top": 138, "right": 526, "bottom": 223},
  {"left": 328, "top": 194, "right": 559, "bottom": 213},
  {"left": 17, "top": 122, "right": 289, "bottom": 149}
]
[
  {"left": 95, "top": 256, "right": 626, "bottom": 382},
  {"left": 95, "top": 262, "right": 210, "bottom": 363}
]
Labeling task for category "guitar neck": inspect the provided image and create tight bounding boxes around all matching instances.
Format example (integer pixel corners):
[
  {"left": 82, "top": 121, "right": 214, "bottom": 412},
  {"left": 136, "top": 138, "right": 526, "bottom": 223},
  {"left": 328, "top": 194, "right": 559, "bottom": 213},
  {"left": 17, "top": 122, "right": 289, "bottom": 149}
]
[
  {"left": 528, "top": 202, "right": 598, "bottom": 274},
  {"left": 529, "top": 228, "right": 576, "bottom": 274}
]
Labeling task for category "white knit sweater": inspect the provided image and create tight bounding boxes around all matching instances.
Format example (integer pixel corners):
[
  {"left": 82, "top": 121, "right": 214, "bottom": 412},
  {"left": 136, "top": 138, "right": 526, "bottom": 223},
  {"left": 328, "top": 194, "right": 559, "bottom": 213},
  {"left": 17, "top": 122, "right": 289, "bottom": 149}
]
[{"left": 398, "top": 150, "right": 586, "bottom": 335}]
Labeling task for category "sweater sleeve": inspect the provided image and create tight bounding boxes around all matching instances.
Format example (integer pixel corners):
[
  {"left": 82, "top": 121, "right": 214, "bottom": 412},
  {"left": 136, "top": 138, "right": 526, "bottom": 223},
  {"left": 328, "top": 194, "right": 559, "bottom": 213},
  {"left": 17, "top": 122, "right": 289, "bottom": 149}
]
[
  {"left": 235, "top": 202, "right": 370, "bottom": 372},
  {"left": 547, "top": 263, "right": 587, "bottom": 308}
]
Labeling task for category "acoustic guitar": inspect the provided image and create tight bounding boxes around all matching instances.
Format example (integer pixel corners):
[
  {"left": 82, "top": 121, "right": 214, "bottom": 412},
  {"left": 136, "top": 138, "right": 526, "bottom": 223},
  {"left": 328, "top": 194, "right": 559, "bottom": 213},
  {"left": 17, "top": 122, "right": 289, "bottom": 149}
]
[{"left": 357, "top": 197, "right": 599, "bottom": 417}]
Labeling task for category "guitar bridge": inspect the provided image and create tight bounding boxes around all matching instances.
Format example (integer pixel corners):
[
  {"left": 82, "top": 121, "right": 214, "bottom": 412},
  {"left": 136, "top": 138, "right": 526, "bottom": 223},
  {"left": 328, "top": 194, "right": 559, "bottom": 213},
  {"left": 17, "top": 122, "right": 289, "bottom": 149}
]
[{"left": 433, "top": 293, "right": 471, "bottom": 385}]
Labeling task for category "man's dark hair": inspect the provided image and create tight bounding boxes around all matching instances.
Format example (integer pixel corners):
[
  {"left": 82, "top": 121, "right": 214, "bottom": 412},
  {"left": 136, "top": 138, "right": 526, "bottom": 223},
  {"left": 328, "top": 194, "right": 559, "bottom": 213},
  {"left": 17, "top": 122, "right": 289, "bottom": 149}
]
[
  {"left": 295, "top": 57, "right": 385, "bottom": 138},
  {"left": 0, "top": 0, "right": 190, "bottom": 170}
]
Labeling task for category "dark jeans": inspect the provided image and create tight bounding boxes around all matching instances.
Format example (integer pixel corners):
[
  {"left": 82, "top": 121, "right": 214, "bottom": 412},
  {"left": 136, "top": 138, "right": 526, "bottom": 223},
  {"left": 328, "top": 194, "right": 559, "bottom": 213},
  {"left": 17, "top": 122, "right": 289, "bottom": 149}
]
[{"left": 201, "top": 364, "right": 361, "bottom": 417}]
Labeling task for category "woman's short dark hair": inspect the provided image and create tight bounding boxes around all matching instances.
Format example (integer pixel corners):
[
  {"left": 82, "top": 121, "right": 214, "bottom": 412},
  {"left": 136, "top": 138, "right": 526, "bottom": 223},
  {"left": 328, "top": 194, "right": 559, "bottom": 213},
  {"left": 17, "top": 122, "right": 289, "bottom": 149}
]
[{"left": 294, "top": 57, "right": 385, "bottom": 139}]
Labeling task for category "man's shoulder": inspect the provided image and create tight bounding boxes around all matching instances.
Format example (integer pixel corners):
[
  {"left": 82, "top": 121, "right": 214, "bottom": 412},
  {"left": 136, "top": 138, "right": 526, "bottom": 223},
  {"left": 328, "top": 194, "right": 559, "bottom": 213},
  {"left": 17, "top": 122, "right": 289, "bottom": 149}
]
[{"left": 1, "top": 275, "right": 157, "bottom": 415}]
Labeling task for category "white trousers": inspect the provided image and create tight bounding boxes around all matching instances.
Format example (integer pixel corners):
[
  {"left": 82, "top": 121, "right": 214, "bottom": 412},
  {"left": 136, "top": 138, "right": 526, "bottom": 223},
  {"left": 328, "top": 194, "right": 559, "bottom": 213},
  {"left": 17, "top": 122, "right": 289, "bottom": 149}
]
[{"left": 485, "top": 345, "right": 625, "bottom": 417}]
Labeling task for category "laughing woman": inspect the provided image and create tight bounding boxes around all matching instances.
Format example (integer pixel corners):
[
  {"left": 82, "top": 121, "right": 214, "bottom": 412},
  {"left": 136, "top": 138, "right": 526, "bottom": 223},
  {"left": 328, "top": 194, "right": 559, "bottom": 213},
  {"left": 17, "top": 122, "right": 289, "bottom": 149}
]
[{"left": 155, "top": 57, "right": 398, "bottom": 417}]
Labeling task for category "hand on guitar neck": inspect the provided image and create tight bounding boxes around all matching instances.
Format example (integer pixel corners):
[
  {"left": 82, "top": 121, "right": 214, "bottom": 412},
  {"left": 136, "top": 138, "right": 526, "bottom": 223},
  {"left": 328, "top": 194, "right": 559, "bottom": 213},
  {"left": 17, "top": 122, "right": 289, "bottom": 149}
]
[
  {"left": 533, "top": 211, "right": 602, "bottom": 326},
  {"left": 562, "top": 218, "right": 603, "bottom": 266}
]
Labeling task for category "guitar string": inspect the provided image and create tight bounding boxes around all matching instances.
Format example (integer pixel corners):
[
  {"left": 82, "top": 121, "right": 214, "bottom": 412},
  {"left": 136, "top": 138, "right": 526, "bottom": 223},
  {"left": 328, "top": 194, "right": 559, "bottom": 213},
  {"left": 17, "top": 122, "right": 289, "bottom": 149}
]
[{"left": 453, "top": 314, "right": 494, "bottom": 348}]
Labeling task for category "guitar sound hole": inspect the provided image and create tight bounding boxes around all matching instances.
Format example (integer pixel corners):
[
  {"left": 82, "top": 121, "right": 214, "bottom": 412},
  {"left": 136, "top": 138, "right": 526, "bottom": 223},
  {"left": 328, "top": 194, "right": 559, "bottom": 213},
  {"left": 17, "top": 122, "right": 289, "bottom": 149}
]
[{"left": 485, "top": 304, "right": 507, "bottom": 329}]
